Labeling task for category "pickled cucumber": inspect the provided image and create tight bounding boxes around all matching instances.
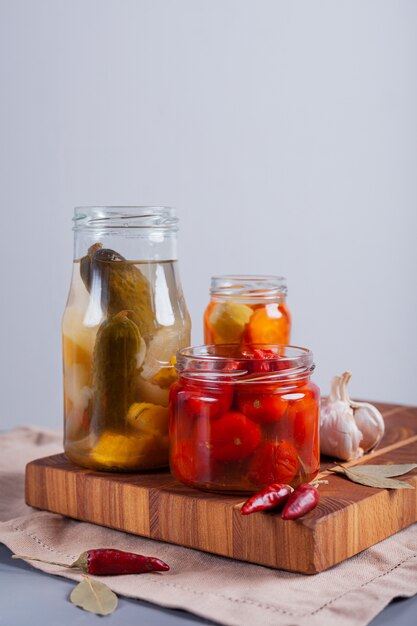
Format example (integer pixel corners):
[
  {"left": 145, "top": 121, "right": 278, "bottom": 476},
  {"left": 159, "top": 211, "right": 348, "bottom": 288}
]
[
  {"left": 80, "top": 243, "right": 155, "bottom": 337},
  {"left": 91, "top": 311, "right": 142, "bottom": 432}
]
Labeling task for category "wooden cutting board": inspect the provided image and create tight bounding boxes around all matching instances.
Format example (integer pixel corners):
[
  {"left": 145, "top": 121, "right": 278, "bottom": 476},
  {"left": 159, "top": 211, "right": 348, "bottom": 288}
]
[{"left": 25, "top": 402, "right": 417, "bottom": 574}]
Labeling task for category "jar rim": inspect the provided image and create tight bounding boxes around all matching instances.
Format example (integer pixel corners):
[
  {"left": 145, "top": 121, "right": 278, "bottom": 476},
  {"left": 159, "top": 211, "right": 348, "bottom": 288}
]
[
  {"left": 210, "top": 275, "right": 287, "bottom": 299},
  {"left": 176, "top": 344, "right": 314, "bottom": 384},
  {"left": 73, "top": 206, "right": 178, "bottom": 231}
]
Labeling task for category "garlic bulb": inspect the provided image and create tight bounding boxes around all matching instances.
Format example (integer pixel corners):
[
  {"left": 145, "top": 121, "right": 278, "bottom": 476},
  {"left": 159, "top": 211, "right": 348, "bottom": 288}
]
[{"left": 320, "top": 371, "right": 385, "bottom": 461}]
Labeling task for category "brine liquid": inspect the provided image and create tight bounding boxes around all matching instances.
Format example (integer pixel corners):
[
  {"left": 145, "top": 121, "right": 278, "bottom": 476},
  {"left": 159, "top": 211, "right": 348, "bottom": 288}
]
[{"left": 63, "top": 258, "right": 191, "bottom": 471}]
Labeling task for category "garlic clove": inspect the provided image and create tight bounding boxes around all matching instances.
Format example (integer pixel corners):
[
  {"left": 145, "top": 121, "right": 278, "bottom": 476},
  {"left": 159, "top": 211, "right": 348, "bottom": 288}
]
[
  {"left": 319, "top": 371, "right": 385, "bottom": 462},
  {"left": 341, "top": 370, "right": 385, "bottom": 452},
  {"left": 320, "top": 397, "right": 364, "bottom": 461},
  {"left": 350, "top": 401, "right": 385, "bottom": 452}
]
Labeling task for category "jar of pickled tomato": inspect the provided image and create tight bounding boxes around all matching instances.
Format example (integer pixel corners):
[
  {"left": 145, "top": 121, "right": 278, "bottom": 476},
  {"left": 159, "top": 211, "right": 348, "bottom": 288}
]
[
  {"left": 63, "top": 207, "right": 191, "bottom": 471},
  {"left": 204, "top": 276, "right": 291, "bottom": 346},
  {"left": 169, "top": 345, "right": 319, "bottom": 493}
]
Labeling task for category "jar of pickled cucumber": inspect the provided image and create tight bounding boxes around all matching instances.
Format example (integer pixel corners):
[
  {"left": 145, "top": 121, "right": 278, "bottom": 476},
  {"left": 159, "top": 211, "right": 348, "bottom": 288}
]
[
  {"left": 63, "top": 207, "right": 191, "bottom": 471},
  {"left": 169, "top": 345, "right": 319, "bottom": 493},
  {"left": 204, "top": 276, "right": 291, "bottom": 345}
]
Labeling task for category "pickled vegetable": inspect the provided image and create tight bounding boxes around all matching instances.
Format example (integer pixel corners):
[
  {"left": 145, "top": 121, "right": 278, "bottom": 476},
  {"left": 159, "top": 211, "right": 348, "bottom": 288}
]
[
  {"left": 91, "top": 311, "right": 143, "bottom": 432},
  {"left": 208, "top": 302, "right": 253, "bottom": 343},
  {"left": 90, "top": 432, "right": 159, "bottom": 471},
  {"left": 80, "top": 244, "right": 155, "bottom": 337},
  {"left": 204, "top": 276, "right": 291, "bottom": 346},
  {"left": 62, "top": 307, "right": 97, "bottom": 369},
  {"left": 136, "top": 375, "right": 170, "bottom": 407},
  {"left": 64, "top": 247, "right": 191, "bottom": 471},
  {"left": 151, "top": 356, "right": 177, "bottom": 388},
  {"left": 127, "top": 402, "right": 169, "bottom": 436},
  {"left": 126, "top": 402, "right": 169, "bottom": 465},
  {"left": 170, "top": 346, "right": 319, "bottom": 492},
  {"left": 243, "top": 305, "right": 290, "bottom": 344},
  {"left": 140, "top": 328, "right": 181, "bottom": 384},
  {"left": 62, "top": 308, "right": 97, "bottom": 441}
]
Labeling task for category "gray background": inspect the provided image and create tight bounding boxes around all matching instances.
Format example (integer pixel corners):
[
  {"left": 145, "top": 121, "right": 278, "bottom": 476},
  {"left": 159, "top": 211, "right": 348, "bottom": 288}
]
[{"left": 1, "top": 0, "right": 417, "bottom": 430}]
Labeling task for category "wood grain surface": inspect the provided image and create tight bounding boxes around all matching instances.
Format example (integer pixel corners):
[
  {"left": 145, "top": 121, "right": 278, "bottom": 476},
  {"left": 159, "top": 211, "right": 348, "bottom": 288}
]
[{"left": 25, "top": 402, "right": 417, "bottom": 573}]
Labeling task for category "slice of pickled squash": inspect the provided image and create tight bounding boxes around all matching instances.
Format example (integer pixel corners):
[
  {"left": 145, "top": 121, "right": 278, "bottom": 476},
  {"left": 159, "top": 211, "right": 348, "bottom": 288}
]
[
  {"left": 62, "top": 307, "right": 98, "bottom": 368},
  {"left": 90, "top": 431, "right": 160, "bottom": 470},
  {"left": 209, "top": 302, "right": 253, "bottom": 343},
  {"left": 127, "top": 402, "right": 169, "bottom": 436}
]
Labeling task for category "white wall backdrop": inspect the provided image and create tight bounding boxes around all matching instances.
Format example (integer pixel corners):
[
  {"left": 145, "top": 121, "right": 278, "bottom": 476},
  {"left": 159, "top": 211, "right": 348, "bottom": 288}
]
[{"left": 1, "top": 0, "right": 416, "bottom": 429}]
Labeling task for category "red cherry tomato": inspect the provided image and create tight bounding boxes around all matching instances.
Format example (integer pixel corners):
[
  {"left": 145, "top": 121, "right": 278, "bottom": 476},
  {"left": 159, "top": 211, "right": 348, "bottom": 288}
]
[
  {"left": 182, "top": 383, "right": 233, "bottom": 420},
  {"left": 237, "top": 392, "right": 288, "bottom": 424},
  {"left": 171, "top": 440, "right": 197, "bottom": 482},
  {"left": 248, "top": 441, "right": 299, "bottom": 486},
  {"left": 169, "top": 380, "right": 180, "bottom": 402},
  {"left": 169, "top": 382, "right": 195, "bottom": 440},
  {"left": 286, "top": 387, "right": 319, "bottom": 448},
  {"left": 208, "top": 411, "right": 261, "bottom": 461},
  {"left": 171, "top": 439, "right": 211, "bottom": 484}
]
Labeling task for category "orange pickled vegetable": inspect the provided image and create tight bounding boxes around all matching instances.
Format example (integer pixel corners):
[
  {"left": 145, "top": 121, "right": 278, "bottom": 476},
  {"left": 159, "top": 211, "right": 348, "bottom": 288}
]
[{"left": 243, "top": 304, "right": 291, "bottom": 345}]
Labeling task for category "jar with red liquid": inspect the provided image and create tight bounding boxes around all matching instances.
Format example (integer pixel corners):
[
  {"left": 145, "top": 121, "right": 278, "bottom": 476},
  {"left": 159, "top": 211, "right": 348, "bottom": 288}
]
[
  {"left": 204, "top": 276, "right": 291, "bottom": 346},
  {"left": 169, "top": 345, "right": 319, "bottom": 493}
]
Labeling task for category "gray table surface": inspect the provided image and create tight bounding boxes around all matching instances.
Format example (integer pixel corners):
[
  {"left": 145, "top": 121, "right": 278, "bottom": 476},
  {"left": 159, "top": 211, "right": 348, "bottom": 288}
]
[{"left": 1, "top": 544, "right": 416, "bottom": 626}]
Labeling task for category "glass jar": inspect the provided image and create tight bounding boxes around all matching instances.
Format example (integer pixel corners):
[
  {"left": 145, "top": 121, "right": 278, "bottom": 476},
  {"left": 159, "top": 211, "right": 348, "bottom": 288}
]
[
  {"left": 169, "top": 345, "right": 319, "bottom": 493},
  {"left": 203, "top": 276, "right": 291, "bottom": 346},
  {"left": 63, "top": 206, "right": 191, "bottom": 471}
]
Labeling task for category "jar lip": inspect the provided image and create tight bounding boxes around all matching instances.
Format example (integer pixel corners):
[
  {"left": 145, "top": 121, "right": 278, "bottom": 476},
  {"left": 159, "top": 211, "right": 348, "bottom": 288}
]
[
  {"left": 73, "top": 206, "right": 178, "bottom": 231},
  {"left": 210, "top": 275, "right": 287, "bottom": 299},
  {"left": 176, "top": 344, "right": 314, "bottom": 384}
]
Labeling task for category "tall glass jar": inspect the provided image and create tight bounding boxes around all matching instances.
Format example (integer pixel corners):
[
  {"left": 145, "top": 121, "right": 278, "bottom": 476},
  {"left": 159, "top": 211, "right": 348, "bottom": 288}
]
[
  {"left": 169, "top": 345, "right": 319, "bottom": 493},
  {"left": 203, "top": 276, "right": 291, "bottom": 346},
  {"left": 63, "top": 207, "right": 191, "bottom": 471}
]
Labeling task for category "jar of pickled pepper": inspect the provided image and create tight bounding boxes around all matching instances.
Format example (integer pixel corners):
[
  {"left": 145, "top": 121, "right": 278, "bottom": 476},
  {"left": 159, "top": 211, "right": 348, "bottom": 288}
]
[
  {"left": 63, "top": 207, "right": 191, "bottom": 471},
  {"left": 203, "top": 276, "right": 291, "bottom": 346},
  {"left": 169, "top": 345, "right": 320, "bottom": 493}
]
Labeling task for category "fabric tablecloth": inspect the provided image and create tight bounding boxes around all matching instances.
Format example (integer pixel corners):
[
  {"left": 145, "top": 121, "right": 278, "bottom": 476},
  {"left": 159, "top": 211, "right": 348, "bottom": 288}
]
[{"left": 1, "top": 426, "right": 417, "bottom": 626}]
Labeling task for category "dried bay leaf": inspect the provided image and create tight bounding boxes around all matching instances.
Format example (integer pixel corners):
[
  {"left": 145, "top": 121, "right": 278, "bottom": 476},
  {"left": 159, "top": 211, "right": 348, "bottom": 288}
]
[
  {"left": 330, "top": 463, "right": 417, "bottom": 489},
  {"left": 349, "top": 464, "right": 417, "bottom": 478},
  {"left": 70, "top": 576, "right": 118, "bottom": 616}
]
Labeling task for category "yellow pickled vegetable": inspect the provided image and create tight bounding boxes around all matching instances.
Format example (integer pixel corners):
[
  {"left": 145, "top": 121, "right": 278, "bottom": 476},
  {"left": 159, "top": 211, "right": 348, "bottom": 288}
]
[
  {"left": 209, "top": 302, "right": 253, "bottom": 342},
  {"left": 127, "top": 402, "right": 169, "bottom": 436},
  {"left": 90, "top": 432, "right": 159, "bottom": 470},
  {"left": 151, "top": 356, "right": 177, "bottom": 388}
]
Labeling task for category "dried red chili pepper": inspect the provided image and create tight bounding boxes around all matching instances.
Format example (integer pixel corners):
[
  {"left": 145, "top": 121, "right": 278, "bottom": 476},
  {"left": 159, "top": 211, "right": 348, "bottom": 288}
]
[
  {"left": 241, "top": 483, "right": 292, "bottom": 515},
  {"left": 281, "top": 483, "right": 319, "bottom": 520},
  {"left": 12, "top": 548, "right": 169, "bottom": 575},
  {"left": 73, "top": 549, "right": 169, "bottom": 575},
  {"left": 242, "top": 347, "right": 277, "bottom": 373}
]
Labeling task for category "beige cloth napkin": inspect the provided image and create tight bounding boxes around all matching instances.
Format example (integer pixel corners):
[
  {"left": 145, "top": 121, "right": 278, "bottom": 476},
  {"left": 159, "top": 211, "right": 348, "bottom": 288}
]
[{"left": 1, "top": 427, "right": 417, "bottom": 626}]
